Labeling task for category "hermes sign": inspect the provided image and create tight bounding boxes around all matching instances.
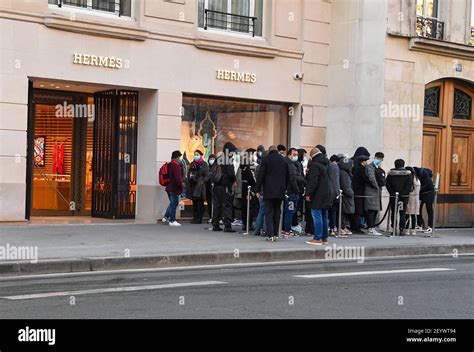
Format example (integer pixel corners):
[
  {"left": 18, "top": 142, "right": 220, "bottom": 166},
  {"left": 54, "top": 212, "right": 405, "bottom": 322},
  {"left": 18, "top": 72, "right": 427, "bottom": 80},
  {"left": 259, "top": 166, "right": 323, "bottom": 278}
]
[
  {"left": 216, "top": 69, "right": 257, "bottom": 83},
  {"left": 73, "top": 53, "right": 123, "bottom": 69}
]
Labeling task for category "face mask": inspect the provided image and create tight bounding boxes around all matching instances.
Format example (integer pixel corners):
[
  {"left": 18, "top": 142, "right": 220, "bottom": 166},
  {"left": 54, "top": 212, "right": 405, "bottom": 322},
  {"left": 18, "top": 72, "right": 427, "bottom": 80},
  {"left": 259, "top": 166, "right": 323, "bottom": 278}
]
[
  {"left": 194, "top": 155, "right": 200, "bottom": 161},
  {"left": 291, "top": 156, "right": 298, "bottom": 162},
  {"left": 209, "top": 159, "right": 215, "bottom": 166},
  {"left": 257, "top": 152, "right": 263, "bottom": 157},
  {"left": 234, "top": 155, "right": 241, "bottom": 163},
  {"left": 373, "top": 159, "right": 382, "bottom": 167},
  {"left": 179, "top": 156, "right": 183, "bottom": 162}
]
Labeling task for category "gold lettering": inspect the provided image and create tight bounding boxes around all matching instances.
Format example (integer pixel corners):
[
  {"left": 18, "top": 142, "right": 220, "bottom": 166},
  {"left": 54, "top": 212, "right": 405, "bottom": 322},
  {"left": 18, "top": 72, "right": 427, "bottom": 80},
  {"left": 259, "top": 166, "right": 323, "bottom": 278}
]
[
  {"left": 82, "top": 54, "right": 90, "bottom": 65},
  {"left": 224, "top": 70, "right": 231, "bottom": 80},
  {"left": 90, "top": 55, "right": 98, "bottom": 66},
  {"left": 73, "top": 53, "right": 82, "bottom": 64},
  {"left": 245, "top": 72, "right": 251, "bottom": 82},
  {"left": 250, "top": 73, "right": 257, "bottom": 83},
  {"left": 115, "top": 58, "right": 123, "bottom": 69},
  {"left": 237, "top": 72, "right": 245, "bottom": 81},
  {"left": 230, "top": 71, "right": 237, "bottom": 81},
  {"left": 99, "top": 56, "right": 109, "bottom": 67},
  {"left": 217, "top": 69, "right": 224, "bottom": 79},
  {"left": 109, "top": 57, "right": 116, "bottom": 68}
]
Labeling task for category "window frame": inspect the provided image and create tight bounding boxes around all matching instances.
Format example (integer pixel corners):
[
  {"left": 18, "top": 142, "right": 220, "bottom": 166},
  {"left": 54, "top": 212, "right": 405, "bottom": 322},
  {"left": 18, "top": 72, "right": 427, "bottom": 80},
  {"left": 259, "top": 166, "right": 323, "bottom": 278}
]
[
  {"left": 48, "top": 0, "right": 134, "bottom": 19},
  {"left": 199, "top": 0, "right": 264, "bottom": 38},
  {"left": 417, "top": 0, "right": 440, "bottom": 20}
]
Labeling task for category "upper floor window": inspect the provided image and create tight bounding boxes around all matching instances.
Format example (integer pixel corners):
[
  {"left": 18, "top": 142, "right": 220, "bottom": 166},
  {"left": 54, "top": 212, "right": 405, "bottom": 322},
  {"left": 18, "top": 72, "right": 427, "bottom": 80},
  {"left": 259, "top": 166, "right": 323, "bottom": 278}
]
[
  {"left": 416, "top": 0, "right": 443, "bottom": 39},
  {"left": 48, "top": 0, "right": 131, "bottom": 17},
  {"left": 198, "top": 0, "right": 263, "bottom": 37}
]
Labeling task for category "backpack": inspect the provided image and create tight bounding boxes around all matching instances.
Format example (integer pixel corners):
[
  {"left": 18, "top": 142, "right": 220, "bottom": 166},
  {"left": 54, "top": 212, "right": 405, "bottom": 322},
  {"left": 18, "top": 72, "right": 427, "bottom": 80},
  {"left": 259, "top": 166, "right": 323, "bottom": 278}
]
[{"left": 159, "top": 162, "right": 170, "bottom": 187}]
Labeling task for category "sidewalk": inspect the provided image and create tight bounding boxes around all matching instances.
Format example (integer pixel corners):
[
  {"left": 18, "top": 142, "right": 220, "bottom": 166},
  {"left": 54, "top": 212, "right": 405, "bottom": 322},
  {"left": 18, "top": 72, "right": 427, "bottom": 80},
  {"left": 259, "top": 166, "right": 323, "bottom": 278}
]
[{"left": 0, "top": 222, "right": 473, "bottom": 275}]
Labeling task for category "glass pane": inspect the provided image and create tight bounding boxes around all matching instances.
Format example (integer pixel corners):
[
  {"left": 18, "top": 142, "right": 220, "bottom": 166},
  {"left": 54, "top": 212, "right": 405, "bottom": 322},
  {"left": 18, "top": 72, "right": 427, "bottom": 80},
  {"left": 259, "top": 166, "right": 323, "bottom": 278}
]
[
  {"left": 453, "top": 88, "right": 472, "bottom": 120},
  {"left": 181, "top": 96, "right": 288, "bottom": 164},
  {"left": 426, "top": 0, "right": 438, "bottom": 18},
  {"left": 198, "top": 0, "right": 205, "bottom": 28},
  {"left": 92, "top": 0, "right": 116, "bottom": 13},
  {"left": 208, "top": 0, "right": 228, "bottom": 29},
  {"left": 424, "top": 86, "right": 440, "bottom": 117},
  {"left": 62, "top": 0, "right": 88, "bottom": 8},
  {"left": 121, "top": 0, "right": 131, "bottom": 16},
  {"left": 254, "top": 0, "right": 263, "bottom": 36},
  {"left": 416, "top": 0, "right": 424, "bottom": 16}
]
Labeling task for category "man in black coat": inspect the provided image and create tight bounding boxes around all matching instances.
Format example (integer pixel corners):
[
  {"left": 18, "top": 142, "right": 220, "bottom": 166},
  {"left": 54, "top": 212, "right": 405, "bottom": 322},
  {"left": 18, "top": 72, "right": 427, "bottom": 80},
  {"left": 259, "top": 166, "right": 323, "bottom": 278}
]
[
  {"left": 212, "top": 142, "right": 237, "bottom": 233},
  {"left": 305, "top": 146, "right": 331, "bottom": 245},
  {"left": 255, "top": 145, "right": 289, "bottom": 242},
  {"left": 386, "top": 159, "right": 413, "bottom": 235}
]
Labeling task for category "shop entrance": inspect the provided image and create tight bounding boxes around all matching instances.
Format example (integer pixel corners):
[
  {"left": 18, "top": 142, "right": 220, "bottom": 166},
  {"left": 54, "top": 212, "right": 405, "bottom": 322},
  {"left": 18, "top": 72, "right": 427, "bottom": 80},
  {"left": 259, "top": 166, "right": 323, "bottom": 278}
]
[{"left": 26, "top": 81, "right": 138, "bottom": 219}]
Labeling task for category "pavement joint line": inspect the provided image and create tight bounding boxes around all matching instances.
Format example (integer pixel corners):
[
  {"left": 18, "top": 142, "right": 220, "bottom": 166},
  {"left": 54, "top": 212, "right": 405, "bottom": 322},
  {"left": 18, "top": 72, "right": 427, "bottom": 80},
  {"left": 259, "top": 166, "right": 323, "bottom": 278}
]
[
  {"left": 294, "top": 268, "right": 456, "bottom": 279},
  {"left": 0, "top": 253, "right": 471, "bottom": 281},
  {"left": 0, "top": 281, "right": 228, "bottom": 300}
]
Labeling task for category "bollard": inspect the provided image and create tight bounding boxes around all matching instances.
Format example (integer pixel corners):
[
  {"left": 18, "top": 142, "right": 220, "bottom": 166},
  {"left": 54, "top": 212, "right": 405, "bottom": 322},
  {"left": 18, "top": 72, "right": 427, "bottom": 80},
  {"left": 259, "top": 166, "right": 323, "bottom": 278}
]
[
  {"left": 392, "top": 192, "right": 399, "bottom": 237},
  {"left": 243, "top": 186, "right": 251, "bottom": 235},
  {"left": 386, "top": 204, "right": 391, "bottom": 233},
  {"left": 301, "top": 187, "right": 307, "bottom": 234},
  {"left": 338, "top": 189, "right": 343, "bottom": 236}
]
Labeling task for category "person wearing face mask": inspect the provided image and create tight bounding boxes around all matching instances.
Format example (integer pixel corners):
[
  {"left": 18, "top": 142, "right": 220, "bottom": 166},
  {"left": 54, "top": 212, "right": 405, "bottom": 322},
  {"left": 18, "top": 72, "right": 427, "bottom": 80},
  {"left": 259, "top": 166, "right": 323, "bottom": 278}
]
[
  {"left": 256, "top": 145, "right": 265, "bottom": 165},
  {"left": 206, "top": 154, "right": 216, "bottom": 223},
  {"left": 277, "top": 144, "right": 287, "bottom": 157},
  {"left": 281, "top": 148, "right": 302, "bottom": 237},
  {"left": 187, "top": 150, "right": 209, "bottom": 224},
  {"left": 351, "top": 147, "right": 371, "bottom": 234}
]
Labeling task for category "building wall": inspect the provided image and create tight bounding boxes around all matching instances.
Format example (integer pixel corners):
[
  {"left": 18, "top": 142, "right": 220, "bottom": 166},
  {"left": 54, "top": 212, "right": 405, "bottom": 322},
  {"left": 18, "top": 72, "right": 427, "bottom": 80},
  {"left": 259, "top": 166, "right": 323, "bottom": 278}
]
[{"left": 0, "top": 0, "right": 332, "bottom": 221}]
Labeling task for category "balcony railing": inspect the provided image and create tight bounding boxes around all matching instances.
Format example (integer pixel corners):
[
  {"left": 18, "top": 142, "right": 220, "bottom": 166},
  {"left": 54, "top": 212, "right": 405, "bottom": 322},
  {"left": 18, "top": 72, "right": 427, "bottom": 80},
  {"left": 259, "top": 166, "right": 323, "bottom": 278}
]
[
  {"left": 204, "top": 9, "right": 257, "bottom": 37},
  {"left": 50, "top": 0, "right": 129, "bottom": 17},
  {"left": 416, "top": 16, "right": 444, "bottom": 40}
]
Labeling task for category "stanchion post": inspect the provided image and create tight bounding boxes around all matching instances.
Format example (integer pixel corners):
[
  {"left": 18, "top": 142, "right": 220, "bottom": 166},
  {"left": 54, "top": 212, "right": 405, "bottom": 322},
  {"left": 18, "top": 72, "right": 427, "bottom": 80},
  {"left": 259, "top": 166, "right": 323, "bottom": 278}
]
[
  {"left": 338, "top": 189, "right": 343, "bottom": 236},
  {"left": 386, "top": 202, "right": 391, "bottom": 233},
  {"left": 431, "top": 173, "right": 440, "bottom": 237},
  {"left": 243, "top": 186, "right": 251, "bottom": 235},
  {"left": 278, "top": 194, "right": 286, "bottom": 237},
  {"left": 393, "top": 192, "right": 399, "bottom": 236}
]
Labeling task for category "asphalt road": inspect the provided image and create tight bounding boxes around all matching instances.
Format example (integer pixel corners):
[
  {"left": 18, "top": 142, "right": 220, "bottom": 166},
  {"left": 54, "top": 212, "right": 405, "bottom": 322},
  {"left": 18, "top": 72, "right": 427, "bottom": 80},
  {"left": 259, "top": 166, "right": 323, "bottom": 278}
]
[{"left": 0, "top": 256, "right": 472, "bottom": 319}]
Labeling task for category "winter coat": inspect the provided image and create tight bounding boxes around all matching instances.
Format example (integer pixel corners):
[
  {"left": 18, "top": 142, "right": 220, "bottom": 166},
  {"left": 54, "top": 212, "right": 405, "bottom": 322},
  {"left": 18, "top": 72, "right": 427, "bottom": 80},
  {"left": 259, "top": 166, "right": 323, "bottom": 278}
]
[
  {"left": 188, "top": 159, "right": 209, "bottom": 200},
  {"left": 165, "top": 160, "right": 184, "bottom": 195},
  {"left": 286, "top": 158, "right": 301, "bottom": 194},
  {"left": 364, "top": 163, "right": 382, "bottom": 211},
  {"left": 415, "top": 167, "right": 435, "bottom": 203},
  {"left": 338, "top": 158, "right": 355, "bottom": 214},
  {"left": 328, "top": 162, "right": 341, "bottom": 203},
  {"left": 305, "top": 152, "right": 331, "bottom": 209},
  {"left": 386, "top": 168, "right": 413, "bottom": 204},
  {"left": 215, "top": 142, "right": 237, "bottom": 189},
  {"left": 241, "top": 163, "right": 257, "bottom": 197},
  {"left": 406, "top": 177, "right": 421, "bottom": 215},
  {"left": 295, "top": 161, "right": 307, "bottom": 194},
  {"left": 352, "top": 163, "right": 369, "bottom": 196},
  {"left": 351, "top": 147, "right": 370, "bottom": 171},
  {"left": 255, "top": 150, "right": 289, "bottom": 200}
]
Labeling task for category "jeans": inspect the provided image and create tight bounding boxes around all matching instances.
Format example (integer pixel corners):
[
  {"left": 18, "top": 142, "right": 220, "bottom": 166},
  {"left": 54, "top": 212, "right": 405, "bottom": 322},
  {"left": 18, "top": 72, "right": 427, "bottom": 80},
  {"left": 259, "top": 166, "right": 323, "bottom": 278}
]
[
  {"left": 264, "top": 198, "right": 283, "bottom": 237},
  {"left": 164, "top": 192, "right": 180, "bottom": 222},
  {"left": 311, "top": 208, "right": 328, "bottom": 241},
  {"left": 283, "top": 193, "right": 299, "bottom": 231},
  {"left": 417, "top": 201, "right": 434, "bottom": 228},
  {"left": 254, "top": 196, "right": 266, "bottom": 232}
]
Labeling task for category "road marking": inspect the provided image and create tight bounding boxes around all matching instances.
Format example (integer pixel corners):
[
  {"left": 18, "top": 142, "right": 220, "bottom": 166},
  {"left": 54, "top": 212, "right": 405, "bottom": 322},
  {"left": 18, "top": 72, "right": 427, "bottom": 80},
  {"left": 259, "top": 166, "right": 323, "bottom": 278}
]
[
  {"left": 0, "top": 254, "right": 472, "bottom": 281},
  {"left": 294, "top": 268, "right": 455, "bottom": 279},
  {"left": 1, "top": 281, "right": 227, "bottom": 300}
]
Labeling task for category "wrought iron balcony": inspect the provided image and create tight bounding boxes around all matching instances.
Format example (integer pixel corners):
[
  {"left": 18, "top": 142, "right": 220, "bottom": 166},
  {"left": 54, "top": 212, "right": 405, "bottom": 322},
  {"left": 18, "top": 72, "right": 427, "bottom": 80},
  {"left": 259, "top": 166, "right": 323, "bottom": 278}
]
[
  {"left": 50, "top": 0, "right": 129, "bottom": 17},
  {"left": 416, "top": 16, "right": 444, "bottom": 40},
  {"left": 204, "top": 9, "right": 257, "bottom": 37}
]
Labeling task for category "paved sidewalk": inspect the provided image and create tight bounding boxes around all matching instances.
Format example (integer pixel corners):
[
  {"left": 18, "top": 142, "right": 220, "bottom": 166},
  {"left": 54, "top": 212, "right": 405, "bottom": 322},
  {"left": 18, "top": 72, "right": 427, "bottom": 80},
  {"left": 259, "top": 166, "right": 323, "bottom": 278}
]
[{"left": 0, "top": 222, "right": 473, "bottom": 275}]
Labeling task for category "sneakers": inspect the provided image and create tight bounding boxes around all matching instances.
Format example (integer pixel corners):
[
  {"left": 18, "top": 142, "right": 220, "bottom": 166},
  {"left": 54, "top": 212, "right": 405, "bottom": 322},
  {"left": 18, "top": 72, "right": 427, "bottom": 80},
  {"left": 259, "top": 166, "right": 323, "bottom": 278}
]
[
  {"left": 306, "top": 239, "right": 323, "bottom": 245},
  {"left": 402, "top": 229, "right": 410, "bottom": 236},
  {"left": 423, "top": 227, "right": 433, "bottom": 237},
  {"left": 169, "top": 221, "right": 182, "bottom": 227},
  {"left": 161, "top": 217, "right": 169, "bottom": 223},
  {"left": 330, "top": 229, "right": 336, "bottom": 237},
  {"left": 231, "top": 219, "right": 243, "bottom": 226},
  {"left": 337, "top": 229, "right": 349, "bottom": 238},
  {"left": 266, "top": 236, "right": 277, "bottom": 242},
  {"left": 279, "top": 231, "right": 290, "bottom": 239},
  {"left": 291, "top": 225, "right": 303, "bottom": 234},
  {"left": 409, "top": 229, "right": 417, "bottom": 236},
  {"left": 322, "top": 238, "right": 329, "bottom": 245},
  {"left": 368, "top": 228, "right": 383, "bottom": 236},
  {"left": 289, "top": 231, "right": 300, "bottom": 238},
  {"left": 415, "top": 225, "right": 423, "bottom": 232}
]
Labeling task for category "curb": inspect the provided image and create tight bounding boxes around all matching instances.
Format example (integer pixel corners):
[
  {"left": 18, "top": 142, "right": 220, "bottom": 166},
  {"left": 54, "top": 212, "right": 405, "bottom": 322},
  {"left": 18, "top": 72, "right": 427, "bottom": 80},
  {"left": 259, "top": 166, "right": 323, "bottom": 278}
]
[{"left": 0, "top": 244, "right": 473, "bottom": 277}]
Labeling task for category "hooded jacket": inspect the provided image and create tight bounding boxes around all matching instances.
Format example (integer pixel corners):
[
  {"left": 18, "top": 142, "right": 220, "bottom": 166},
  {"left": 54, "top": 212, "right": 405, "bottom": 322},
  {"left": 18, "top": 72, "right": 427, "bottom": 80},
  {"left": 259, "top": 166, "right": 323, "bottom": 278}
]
[
  {"left": 351, "top": 147, "right": 370, "bottom": 195},
  {"left": 386, "top": 168, "right": 413, "bottom": 204},
  {"left": 414, "top": 167, "right": 435, "bottom": 203},
  {"left": 338, "top": 158, "right": 355, "bottom": 214},
  {"left": 215, "top": 142, "right": 237, "bottom": 188},
  {"left": 305, "top": 152, "right": 331, "bottom": 209}
]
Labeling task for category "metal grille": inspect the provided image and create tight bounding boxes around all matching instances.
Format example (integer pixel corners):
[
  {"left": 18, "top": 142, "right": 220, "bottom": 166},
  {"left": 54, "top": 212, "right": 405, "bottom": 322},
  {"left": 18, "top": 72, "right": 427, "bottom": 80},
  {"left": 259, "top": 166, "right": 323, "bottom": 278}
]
[
  {"left": 49, "top": 0, "right": 130, "bottom": 17},
  {"left": 204, "top": 9, "right": 257, "bottom": 37},
  {"left": 416, "top": 16, "right": 444, "bottom": 40}
]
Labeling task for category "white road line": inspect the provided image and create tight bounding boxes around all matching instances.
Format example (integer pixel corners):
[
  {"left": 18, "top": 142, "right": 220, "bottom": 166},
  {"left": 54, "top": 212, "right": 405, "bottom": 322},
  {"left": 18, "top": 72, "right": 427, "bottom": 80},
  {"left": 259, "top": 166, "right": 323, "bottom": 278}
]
[
  {"left": 294, "top": 268, "right": 455, "bottom": 279},
  {"left": 1, "top": 281, "right": 227, "bottom": 300}
]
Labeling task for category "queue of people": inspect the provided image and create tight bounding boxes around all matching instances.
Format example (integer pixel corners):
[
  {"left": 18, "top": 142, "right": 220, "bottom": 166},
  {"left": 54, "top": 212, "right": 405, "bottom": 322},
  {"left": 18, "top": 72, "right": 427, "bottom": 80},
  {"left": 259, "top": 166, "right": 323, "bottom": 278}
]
[{"left": 159, "top": 143, "right": 436, "bottom": 243}]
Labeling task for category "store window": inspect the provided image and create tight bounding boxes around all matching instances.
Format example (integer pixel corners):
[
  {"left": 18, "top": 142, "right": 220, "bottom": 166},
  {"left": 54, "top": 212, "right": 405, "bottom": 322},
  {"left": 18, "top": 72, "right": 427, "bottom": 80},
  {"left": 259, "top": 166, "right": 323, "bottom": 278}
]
[
  {"left": 198, "top": 0, "right": 263, "bottom": 37},
  {"left": 181, "top": 95, "right": 288, "bottom": 163},
  {"left": 48, "top": 0, "right": 132, "bottom": 17}
]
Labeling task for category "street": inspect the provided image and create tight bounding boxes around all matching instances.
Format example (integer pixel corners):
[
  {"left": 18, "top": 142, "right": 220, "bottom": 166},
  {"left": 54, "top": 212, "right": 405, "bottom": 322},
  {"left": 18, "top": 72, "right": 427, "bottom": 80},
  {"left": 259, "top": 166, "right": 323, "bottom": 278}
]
[{"left": 0, "top": 256, "right": 472, "bottom": 319}]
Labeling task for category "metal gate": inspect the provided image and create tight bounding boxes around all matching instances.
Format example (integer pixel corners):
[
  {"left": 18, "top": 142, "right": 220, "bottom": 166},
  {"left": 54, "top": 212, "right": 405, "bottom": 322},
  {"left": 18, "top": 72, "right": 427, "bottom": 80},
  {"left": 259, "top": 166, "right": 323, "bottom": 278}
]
[{"left": 92, "top": 90, "right": 138, "bottom": 219}]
